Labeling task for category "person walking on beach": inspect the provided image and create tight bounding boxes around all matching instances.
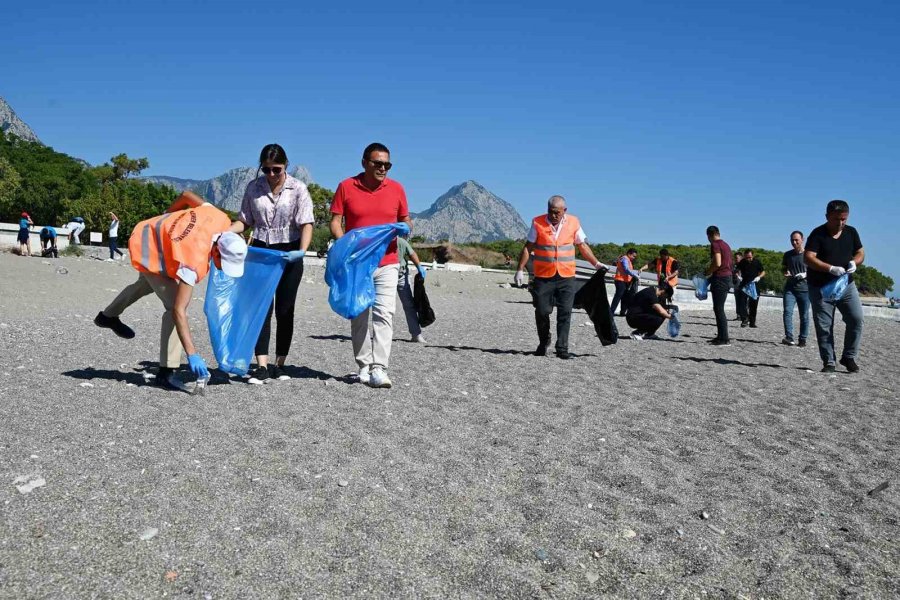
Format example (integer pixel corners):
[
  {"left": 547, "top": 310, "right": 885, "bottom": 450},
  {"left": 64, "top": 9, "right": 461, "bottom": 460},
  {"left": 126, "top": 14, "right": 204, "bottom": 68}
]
[
  {"left": 804, "top": 199, "right": 865, "bottom": 373},
  {"left": 39, "top": 226, "right": 58, "bottom": 258},
  {"left": 781, "top": 230, "right": 810, "bottom": 347},
  {"left": 330, "top": 142, "right": 412, "bottom": 388},
  {"left": 108, "top": 212, "right": 125, "bottom": 260},
  {"left": 705, "top": 225, "right": 733, "bottom": 346},
  {"left": 17, "top": 212, "right": 33, "bottom": 256},
  {"left": 626, "top": 283, "right": 675, "bottom": 340},
  {"left": 397, "top": 236, "right": 428, "bottom": 343},
  {"left": 610, "top": 248, "right": 640, "bottom": 316},
  {"left": 514, "top": 195, "right": 605, "bottom": 359},
  {"left": 735, "top": 249, "right": 766, "bottom": 328},
  {"left": 94, "top": 191, "right": 247, "bottom": 390},
  {"left": 230, "top": 144, "right": 313, "bottom": 384},
  {"left": 638, "top": 248, "right": 679, "bottom": 300}
]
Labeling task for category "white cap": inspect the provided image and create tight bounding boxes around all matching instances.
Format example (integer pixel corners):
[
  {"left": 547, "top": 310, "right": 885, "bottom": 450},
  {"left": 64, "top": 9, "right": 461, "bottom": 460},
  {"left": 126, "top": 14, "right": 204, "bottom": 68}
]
[{"left": 216, "top": 231, "right": 247, "bottom": 277}]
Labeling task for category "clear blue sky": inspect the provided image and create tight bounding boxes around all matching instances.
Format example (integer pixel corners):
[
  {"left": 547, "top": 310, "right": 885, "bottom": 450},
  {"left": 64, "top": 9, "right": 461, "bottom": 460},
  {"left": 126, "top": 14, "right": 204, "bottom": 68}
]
[{"left": 4, "top": 0, "right": 898, "bottom": 291}]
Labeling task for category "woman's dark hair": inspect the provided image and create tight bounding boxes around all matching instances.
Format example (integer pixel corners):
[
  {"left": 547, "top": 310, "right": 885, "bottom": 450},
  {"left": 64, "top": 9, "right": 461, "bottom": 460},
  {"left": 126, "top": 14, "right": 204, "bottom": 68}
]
[{"left": 259, "top": 143, "right": 288, "bottom": 165}]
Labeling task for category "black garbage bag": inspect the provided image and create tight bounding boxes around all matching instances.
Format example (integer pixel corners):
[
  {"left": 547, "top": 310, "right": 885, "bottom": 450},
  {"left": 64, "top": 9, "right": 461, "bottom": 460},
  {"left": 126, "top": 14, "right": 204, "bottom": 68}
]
[
  {"left": 573, "top": 269, "right": 618, "bottom": 345},
  {"left": 414, "top": 273, "right": 436, "bottom": 327}
]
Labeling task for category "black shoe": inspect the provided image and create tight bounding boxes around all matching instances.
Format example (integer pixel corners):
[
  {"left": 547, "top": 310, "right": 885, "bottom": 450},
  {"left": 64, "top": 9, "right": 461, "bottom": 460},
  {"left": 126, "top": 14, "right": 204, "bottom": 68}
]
[
  {"left": 711, "top": 339, "right": 732, "bottom": 346},
  {"left": 821, "top": 363, "right": 836, "bottom": 373},
  {"left": 798, "top": 339, "right": 807, "bottom": 348},
  {"left": 94, "top": 311, "right": 135, "bottom": 339},
  {"left": 706, "top": 338, "right": 720, "bottom": 344},
  {"left": 749, "top": 324, "right": 758, "bottom": 328},
  {"left": 839, "top": 357, "right": 859, "bottom": 373},
  {"left": 153, "top": 367, "right": 186, "bottom": 391},
  {"left": 246, "top": 365, "right": 270, "bottom": 385},
  {"left": 740, "top": 321, "right": 749, "bottom": 328},
  {"left": 534, "top": 344, "right": 547, "bottom": 357},
  {"left": 556, "top": 350, "right": 572, "bottom": 360},
  {"left": 269, "top": 365, "right": 290, "bottom": 381},
  {"left": 782, "top": 337, "right": 795, "bottom": 346}
]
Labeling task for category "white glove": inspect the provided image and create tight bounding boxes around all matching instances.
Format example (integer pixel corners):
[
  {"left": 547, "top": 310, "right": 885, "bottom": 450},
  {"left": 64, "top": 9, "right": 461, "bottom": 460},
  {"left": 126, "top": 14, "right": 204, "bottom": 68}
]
[
  {"left": 736, "top": 273, "right": 743, "bottom": 281},
  {"left": 829, "top": 265, "right": 846, "bottom": 277},
  {"left": 514, "top": 270, "right": 526, "bottom": 286},
  {"left": 794, "top": 271, "right": 807, "bottom": 280},
  {"left": 846, "top": 260, "right": 857, "bottom": 274},
  {"left": 752, "top": 276, "right": 761, "bottom": 283},
  {"left": 593, "top": 262, "right": 606, "bottom": 271}
]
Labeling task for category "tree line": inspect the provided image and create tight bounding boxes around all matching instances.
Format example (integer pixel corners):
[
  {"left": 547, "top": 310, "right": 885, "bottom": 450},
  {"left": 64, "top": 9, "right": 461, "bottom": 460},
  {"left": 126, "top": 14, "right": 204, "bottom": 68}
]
[{"left": 0, "top": 131, "right": 892, "bottom": 295}]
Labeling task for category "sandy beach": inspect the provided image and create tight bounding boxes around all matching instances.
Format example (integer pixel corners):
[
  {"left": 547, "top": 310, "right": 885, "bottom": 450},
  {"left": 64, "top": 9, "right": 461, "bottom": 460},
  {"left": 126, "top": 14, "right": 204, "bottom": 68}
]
[{"left": 0, "top": 251, "right": 897, "bottom": 599}]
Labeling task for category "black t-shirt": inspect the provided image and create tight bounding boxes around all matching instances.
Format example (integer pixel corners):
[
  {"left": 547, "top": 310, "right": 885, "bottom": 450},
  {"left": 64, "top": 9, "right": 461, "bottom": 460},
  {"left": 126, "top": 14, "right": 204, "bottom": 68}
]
[
  {"left": 737, "top": 258, "right": 763, "bottom": 284},
  {"left": 627, "top": 287, "right": 663, "bottom": 317},
  {"left": 806, "top": 224, "right": 863, "bottom": 287}
]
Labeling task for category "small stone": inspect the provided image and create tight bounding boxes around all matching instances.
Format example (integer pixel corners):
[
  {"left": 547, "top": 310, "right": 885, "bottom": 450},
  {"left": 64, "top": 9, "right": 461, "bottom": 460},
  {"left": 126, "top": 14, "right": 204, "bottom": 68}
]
[
  {"left": 534, "top": 548, "right": 549, "bottom": 561},
  {"left": 14, "top": 475, "right": 46, "bottom": 494},
  {"left": 701, "top": 511, "right": 710, "bottom": 520},
  {"left": 79, "top": 382, "right": 94, "bottom": 388},
  {"left": 586, "top": 571, "right": 599, "bottom": 584},
  {"left": 56, "top": 267, "right": 68, "bottom": 275},
  {"left": 139, "top": 527, "right": 159, "bottom": 541},
  {"left": 338, "top": 479, "right": 349, "bottom": 487},
  {"left": 621, "top": 528, "right": 637, "bottom": 539},
  {"left": 707, "top": 524, "right": 725, "bottom": 535}
]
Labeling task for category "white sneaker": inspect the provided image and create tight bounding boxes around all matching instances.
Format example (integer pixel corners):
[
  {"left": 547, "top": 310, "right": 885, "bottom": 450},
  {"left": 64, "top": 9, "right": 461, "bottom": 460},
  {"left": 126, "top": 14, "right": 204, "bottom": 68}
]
[
  {"left": 630, "top": 332, "right": 644, "bottom": 341},
  {"left": 357, "top": 365, "right": 370, "bottom": 385},
  {"left": 412, "top": 334, "right": 427, "bottom": 343},
  {"left": 368, "top": 367, "right": 392, "bottom": 388}
]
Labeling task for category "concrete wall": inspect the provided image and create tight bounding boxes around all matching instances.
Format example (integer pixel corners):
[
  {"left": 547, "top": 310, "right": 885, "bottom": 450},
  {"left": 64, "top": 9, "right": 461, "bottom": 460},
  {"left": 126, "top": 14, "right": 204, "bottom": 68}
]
[{"left": 0, "top": 222, "right": 72, "bottom": 253}]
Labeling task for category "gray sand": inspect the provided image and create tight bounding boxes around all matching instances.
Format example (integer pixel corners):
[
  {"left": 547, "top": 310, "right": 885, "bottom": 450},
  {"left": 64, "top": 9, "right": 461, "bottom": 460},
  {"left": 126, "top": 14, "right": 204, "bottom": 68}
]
[{"left": 1, "top": 252, "right": 898, "bottom": 598}]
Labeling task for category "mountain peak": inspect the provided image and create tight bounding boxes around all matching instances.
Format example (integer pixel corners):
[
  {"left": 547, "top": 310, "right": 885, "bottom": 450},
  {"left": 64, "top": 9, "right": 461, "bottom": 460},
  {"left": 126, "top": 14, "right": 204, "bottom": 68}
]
[
  {"left": 412, "top": 181, "right": 528, "bottom": 242},
  {"left": 0, "top": 97, "right": 42, "bottom": 144}
]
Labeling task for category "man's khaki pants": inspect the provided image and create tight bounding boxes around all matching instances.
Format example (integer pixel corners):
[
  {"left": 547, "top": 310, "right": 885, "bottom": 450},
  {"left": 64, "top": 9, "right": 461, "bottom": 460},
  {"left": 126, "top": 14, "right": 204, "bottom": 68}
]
[
  {"left": 103, "top": 273, "right": 183, "bottom": 368},
  {"left": 351, "top": 264, "right": 399, "bottom": 370}
]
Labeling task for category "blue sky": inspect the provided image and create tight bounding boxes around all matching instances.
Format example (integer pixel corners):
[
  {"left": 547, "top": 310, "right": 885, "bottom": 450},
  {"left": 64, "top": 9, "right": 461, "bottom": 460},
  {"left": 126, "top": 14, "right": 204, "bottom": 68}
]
[{"left": 3, "top": 0, "right": 898, "bottom": 291}]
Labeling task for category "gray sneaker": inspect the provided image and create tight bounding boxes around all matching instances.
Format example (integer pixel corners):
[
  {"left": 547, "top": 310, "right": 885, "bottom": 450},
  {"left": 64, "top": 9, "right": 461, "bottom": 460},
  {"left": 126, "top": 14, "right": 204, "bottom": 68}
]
[
  {"left": 357, "top": 365, "right": 371, "bottom": 385},
  {"left": 368, "top": 367, "right": 392, "bottom": 389}
]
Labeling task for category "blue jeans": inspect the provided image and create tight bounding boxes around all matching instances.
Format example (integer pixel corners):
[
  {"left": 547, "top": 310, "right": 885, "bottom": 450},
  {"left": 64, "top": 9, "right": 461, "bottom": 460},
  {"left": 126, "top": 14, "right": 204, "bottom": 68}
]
[
  {"left": 782, "top": 281, "right": 810, "bottom": 341},
  {"left": 809, "top": 281, "right": 863, "bottom": 365}
]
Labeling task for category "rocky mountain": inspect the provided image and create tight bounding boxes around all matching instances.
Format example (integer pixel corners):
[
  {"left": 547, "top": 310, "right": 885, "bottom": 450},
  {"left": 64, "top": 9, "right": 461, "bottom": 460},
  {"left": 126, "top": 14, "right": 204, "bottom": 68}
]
[
  {"left": 143, "top": 165, "right": 313, "bottom": 212},
  {"left": 412, "top": 180, "right": 528, "bottom": 242},
  {"left": 0, "top": 96, "right": 42, "bottom": 144}
]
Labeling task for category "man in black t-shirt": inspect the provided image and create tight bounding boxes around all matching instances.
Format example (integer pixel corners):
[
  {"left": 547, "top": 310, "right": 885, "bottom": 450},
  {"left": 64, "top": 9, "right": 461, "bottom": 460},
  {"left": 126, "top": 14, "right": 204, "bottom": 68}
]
[
  {"left": 804, "top": 199, "right": 865, "bottom": 373},
  {"left": 781, "top": 230, "right": 810, "bottom": 346},
  {"left": 625, "top": 284, "right": 675, "bottom": 340},
  {"left": 735, "top": 250, "right": 766, "bottom": 328}
]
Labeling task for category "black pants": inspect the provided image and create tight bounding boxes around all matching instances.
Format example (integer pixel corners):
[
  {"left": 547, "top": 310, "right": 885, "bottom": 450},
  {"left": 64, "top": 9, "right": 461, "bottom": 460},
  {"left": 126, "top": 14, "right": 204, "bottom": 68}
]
[
  {"left": 735, "top": 289, "right": 759, "bottom": 325},
  {"left": 532, "top": 275, "right": 576, "bottom": 352},
  {"left": 252, "top": 239, "right": 303, "bottom": 358},
  {"left": 610, "top": 280, "right": 634, "bottom": 315},
  {"left": 710, "top": 275, "right": 731, "bottom": 342},
  {"left": 626, "top": 313, "right": 664, "bottom": 336},
  {"left": 109, "top": 236, "right": 124, "bottom": 259}
]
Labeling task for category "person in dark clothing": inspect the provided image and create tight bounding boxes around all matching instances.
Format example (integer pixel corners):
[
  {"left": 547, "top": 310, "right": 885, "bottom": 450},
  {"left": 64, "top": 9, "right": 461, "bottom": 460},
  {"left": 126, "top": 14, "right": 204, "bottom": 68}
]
[
  {"left": 731, "top": 251, "right": 743, "bottom": 320},
  {"left": 735, "top": 249, "right": 766, "bottom": 328},
  {"left": 804, "top": 199, "right": 865, "bottom": 373},
  {"left": 626, "top": 284, "right": 675, "bottom": 340},
  {"left": 782, "top": 230, "right": 810, "bottom": 346},
  {"left": 705, "top": 225, "right": 733, "bottom": 346}
]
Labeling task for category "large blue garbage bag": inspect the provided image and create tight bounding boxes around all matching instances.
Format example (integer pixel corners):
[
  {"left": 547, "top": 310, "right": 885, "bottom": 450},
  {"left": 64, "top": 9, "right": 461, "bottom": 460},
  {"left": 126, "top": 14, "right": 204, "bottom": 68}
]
[
  {"left": 204, "top": 246, "right": 286, "bottom": 376},
  {"left": 325, "top": 222, "right": 410, "bottom": 319},
  {"left": 821, "top": 273, "right": 850, "bottom": 303},
  {"left": 742, "top": 281, "right": 759, "bottom": 300},
  {"left": 693, "top": 275, "right": 710, "bottom": 300}
]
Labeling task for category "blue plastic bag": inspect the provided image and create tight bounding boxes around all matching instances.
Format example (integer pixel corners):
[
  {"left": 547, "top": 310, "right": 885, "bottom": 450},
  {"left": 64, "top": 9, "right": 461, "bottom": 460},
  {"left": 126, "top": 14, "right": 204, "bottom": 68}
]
[
  {"left": 204, "top": 246, "right": 287, "bottom": 376},
  {"left": 693, "top": 275, "right": 710, "bottom": 300},
  {"left": 820, "top": 273, "right": 850, "bottom": 303},
  {"left": 742, "top": 281, "right": 759, "bottom": 300},
  {"left": 668, "top": 306, "right": 681, "bottom": 338},
  {"left": 325, "top": 222, "right": 410, "bottom": 319}
]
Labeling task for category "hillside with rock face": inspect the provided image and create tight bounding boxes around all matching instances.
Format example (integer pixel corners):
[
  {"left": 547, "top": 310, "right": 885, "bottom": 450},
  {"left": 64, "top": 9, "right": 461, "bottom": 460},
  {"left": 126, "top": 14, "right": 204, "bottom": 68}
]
[
  {"left": 412, "top": 180, "right": 528, "bottom": 242},
  {"left": 143, "top": 165, "right": 313, "bottom": 212},
  {"left": 0, "top": 97, "right": 42, "bottom": 143}
]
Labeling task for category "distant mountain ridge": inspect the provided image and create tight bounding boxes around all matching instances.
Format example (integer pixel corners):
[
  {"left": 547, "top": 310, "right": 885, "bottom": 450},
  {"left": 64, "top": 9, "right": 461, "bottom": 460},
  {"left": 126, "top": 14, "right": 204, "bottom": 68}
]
[
  {"left": 0, "top": 96, "right": 42, "bottom": 144},
  {"left": 412, "top": 180, "right": 528, "bottom": 242},
  {"left": 143, "top": 166, "right": 313, "bottom": 212}
]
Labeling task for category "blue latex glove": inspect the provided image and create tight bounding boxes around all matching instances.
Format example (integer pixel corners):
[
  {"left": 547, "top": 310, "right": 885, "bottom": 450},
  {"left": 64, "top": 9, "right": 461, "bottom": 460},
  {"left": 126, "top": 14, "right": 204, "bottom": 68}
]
[
  {"left": 417, "top": 265, "right": 426, "bottom": 279},
  {"left": 283, "top": 250, "right": 306, "bottom": 263},
  {"left": 187, "top": 354, "right": 210, "bottom": 379}
]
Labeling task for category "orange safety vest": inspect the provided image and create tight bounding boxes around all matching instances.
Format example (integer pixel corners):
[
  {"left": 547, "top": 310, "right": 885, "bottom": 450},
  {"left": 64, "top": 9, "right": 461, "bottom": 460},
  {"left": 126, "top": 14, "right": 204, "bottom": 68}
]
[
  {"left": 614, "top": 255, "right": 635, "bottom": 283},
  {"left": 531, "top": 215, "right": 581, "bottom": 278},
  {"left": 655, "top": 256, "right": 678, "bottom": 288},
  {"left": 129, "top": 204, "right": 231, "bottom": 282}
]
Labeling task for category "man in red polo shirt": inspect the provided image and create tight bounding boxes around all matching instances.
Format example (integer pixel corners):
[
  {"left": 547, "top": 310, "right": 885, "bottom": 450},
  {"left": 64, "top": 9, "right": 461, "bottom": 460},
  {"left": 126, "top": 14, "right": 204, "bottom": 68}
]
[{"left": 330, "top": 143, "right": 412, "bottom": 388}]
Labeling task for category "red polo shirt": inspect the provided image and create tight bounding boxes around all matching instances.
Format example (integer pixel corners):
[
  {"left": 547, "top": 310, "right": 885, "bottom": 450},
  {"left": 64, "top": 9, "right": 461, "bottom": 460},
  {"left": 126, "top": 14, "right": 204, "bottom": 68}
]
[{"left": 331, "top": 174, "right": 409, "bottom": 267}]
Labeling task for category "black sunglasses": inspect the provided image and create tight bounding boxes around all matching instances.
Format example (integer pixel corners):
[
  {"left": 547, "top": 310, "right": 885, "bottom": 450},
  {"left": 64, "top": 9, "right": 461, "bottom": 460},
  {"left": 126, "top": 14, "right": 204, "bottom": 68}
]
[
  {"left": 368, "top": 160, "right": 392, "bottom": 171},
  {"left": 261, "top": 166, "right": 283, "bottom": 175}
]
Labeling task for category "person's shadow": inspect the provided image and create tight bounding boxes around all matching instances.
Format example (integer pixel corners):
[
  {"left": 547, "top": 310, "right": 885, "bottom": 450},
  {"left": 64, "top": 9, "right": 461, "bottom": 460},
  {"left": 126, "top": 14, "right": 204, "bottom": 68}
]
[{"left": 673, "top": 356, "right": 811, "bottom": 371}]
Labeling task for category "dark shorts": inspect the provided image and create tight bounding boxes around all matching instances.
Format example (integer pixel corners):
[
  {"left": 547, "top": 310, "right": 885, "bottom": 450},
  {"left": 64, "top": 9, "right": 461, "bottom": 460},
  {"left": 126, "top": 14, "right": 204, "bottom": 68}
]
[{"left": 17, "top": 229, "right": 30, "bottom": 244}]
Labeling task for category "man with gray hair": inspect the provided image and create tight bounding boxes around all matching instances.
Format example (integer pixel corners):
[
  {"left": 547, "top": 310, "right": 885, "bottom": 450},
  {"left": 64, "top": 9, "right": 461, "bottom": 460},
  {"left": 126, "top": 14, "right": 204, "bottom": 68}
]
[{"left": 514, "top": 196, "right": 606, "bottom": 359}]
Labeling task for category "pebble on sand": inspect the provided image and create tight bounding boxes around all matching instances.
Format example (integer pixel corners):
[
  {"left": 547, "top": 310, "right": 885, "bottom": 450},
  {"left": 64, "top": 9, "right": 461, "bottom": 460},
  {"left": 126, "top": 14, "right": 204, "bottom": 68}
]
[
  {"left": 79, "top": 382, "right": 94, "bottom": 388},
  {"left": 338, "top": 479, "right": 349, "bottom": 487},
  {"left": 139, "top": 527, "right": 159, "bottom": 541},
  {"left": 14, "top": 475, "right": 47, "bottom": 494},
  {"left": 621, "top": 528, "right": 637, "bottom": 539}
]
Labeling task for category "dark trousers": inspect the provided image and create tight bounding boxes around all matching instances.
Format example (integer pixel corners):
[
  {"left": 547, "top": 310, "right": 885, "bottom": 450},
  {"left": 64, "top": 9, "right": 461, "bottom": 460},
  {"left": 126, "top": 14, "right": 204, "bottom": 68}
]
[
  {"left": 626, "top": 313, "right": 664, "bottom": 336},
  {"left": 532, "top": 275, "right": 576, "bottom": 352},
  {"left": 109, "top": 236, "right": 124, "bottom": 259},
  {"left": 735, "top": 289, "right": 759, "bottom": 325},
  {"left": 252, "top": 240, "right": 303, "bottom": 358},
  {"left": 610, "top": 280, "right": 634, "bottom": 315},
  {"left": 710, "top": 275, "right": 731, "bottom": 342}
]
